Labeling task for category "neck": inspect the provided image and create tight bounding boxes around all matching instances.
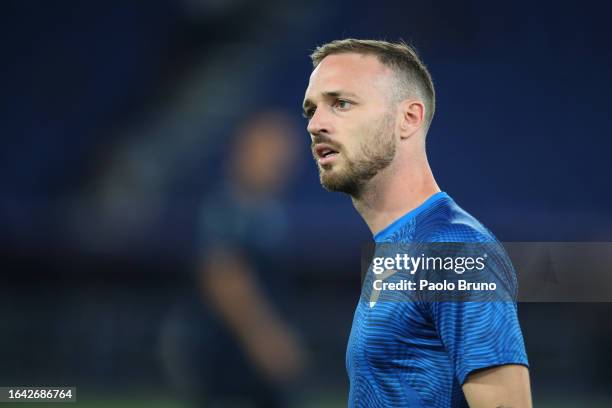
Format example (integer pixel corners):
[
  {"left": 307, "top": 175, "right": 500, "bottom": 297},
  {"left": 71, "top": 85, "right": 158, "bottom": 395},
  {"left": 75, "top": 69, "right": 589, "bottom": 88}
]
[{"left": 351, "top": 151, "right": 440, "bottom": 236}]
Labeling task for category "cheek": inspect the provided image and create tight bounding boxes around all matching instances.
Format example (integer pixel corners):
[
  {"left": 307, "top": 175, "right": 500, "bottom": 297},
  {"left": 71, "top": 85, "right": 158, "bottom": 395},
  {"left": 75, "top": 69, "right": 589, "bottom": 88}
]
[
  {"left": 345, "top": 121, "right": 376, "bottom": 153},
  {"left": 341, "top": 120, "right": 368, "bottom": 150}
]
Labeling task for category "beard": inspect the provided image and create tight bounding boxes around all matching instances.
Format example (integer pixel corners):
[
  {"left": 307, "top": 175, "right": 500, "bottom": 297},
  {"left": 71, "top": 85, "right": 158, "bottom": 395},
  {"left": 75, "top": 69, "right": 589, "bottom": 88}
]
[{"left": 315, "top": 112, "right": 396, "bottom": 197}]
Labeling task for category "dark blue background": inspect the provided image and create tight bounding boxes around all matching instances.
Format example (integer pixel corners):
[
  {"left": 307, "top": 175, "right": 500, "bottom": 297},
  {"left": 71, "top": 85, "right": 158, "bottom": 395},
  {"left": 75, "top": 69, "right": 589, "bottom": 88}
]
[{"left": 1, "top": 0, "right": 611, "bottom": 404}]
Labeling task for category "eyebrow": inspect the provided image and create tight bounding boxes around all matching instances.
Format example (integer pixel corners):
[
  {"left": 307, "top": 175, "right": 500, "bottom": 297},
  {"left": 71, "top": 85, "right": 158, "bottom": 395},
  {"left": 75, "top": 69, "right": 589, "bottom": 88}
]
[{"left": 302, "top": 90, "right": 360, "bottom": 112}]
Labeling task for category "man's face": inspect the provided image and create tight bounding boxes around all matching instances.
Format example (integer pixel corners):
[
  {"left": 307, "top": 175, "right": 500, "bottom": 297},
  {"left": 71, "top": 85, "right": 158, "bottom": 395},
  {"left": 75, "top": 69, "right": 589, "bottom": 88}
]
[{"left": 303, "top": 53, "right": 397, "bottom": 197}]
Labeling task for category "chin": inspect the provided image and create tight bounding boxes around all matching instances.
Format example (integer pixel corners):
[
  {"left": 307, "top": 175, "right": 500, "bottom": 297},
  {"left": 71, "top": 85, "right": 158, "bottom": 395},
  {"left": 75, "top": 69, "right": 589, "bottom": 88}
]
[
  {"left": 319, "top": 166, "right": 340, "bottom": 186},
  {"left": 319, "top": 170, "right": 360, "bottom": 196}
]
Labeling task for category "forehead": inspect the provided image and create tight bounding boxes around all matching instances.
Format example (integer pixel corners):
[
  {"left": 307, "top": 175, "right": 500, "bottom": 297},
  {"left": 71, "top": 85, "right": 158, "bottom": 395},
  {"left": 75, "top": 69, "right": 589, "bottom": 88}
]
[{"left": 305, "top": 53, "right": 393, "bottom": 99}]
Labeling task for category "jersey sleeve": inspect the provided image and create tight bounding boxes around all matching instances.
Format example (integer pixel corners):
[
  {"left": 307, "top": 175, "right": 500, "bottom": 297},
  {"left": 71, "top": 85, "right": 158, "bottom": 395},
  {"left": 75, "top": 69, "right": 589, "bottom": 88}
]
[
  {"left": 424, "top": 241, "right": 529, "bottom": 384},
  {"left": 428, "top": 299, "right": 529, "bottom": 385}
]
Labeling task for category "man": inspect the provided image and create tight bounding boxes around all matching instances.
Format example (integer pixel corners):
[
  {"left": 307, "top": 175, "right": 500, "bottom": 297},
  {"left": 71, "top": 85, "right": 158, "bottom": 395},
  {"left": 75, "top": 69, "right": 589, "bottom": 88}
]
[
  {"left": 303, "top": 39, "right": 531, "bottom": 407},
  {"left": 161, "top": 111, "right": 306, "bottom": 407}
]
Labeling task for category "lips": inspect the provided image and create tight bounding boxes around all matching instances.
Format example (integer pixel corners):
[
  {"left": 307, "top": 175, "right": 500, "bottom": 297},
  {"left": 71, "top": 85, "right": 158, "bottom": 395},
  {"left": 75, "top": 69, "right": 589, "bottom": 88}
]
[{"left": 314, "top": 143, "right": 340, "bottom": 165}]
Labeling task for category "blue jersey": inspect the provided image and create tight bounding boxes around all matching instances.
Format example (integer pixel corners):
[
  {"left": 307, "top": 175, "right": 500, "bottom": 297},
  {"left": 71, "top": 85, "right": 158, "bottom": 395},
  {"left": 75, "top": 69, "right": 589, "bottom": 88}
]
[{"left": 346, "top": 192, "right": 528, "bottom": 407}]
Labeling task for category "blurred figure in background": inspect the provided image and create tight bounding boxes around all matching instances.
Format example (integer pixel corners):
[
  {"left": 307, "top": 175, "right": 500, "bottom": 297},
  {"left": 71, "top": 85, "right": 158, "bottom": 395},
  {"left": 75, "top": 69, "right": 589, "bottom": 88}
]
[{"left": 161, "top": 110, "right": 307, "bottom": 407}]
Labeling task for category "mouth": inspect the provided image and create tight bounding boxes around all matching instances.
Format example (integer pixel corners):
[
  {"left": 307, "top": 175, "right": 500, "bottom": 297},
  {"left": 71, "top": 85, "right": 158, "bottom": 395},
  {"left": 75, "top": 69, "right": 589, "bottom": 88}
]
[{"left": 314, "top": 143, "right": 340, "bottom": 165}]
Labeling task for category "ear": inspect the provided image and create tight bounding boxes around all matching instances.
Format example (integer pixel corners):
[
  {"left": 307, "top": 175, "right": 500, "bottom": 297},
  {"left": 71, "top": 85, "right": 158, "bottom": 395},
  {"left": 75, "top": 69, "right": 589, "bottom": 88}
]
[{"left": 397, "top": 99, "right": 425, "bottom": 140}]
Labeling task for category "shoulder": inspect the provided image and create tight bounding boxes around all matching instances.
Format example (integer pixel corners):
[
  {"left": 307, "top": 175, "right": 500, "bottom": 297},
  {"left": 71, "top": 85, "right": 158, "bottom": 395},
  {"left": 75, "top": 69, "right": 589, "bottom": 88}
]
[
  {"left": 415, "top": 195, "right": 497, "bottom": 244},
  {"left": 417, "top": 196, "right": 518, "bottom": 290}
]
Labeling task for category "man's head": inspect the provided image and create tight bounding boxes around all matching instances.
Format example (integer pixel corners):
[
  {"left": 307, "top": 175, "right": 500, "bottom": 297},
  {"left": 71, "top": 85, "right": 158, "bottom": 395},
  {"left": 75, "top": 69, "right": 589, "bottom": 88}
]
[
  {"left": 230, "top": 110, "right": 299, "bottom": 196},
  {"left": 303, "top": 39, "right": 435, "bottom": 197}
]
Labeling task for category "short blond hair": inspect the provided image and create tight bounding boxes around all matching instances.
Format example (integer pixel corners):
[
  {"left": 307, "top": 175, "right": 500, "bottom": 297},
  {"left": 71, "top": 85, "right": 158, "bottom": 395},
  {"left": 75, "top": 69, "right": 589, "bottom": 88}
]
[{"left": 310, "top": 39, "right": 435, "bottom": 129}]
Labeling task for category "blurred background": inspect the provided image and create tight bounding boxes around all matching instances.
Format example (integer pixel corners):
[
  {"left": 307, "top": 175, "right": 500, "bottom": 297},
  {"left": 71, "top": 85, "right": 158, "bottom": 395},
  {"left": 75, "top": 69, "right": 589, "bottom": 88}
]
[{"left": 1, "top": 0, "right": 612, "bottom": 406}]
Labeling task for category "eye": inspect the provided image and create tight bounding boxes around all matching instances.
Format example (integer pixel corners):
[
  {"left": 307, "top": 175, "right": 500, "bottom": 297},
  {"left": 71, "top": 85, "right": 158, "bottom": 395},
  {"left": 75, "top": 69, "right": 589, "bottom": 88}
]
[
  {"left": 334, "top": 99, "right": 352, "bottom": 111},
  {"left": 302, "top": 107, "right": 315, "bottom": 120}
]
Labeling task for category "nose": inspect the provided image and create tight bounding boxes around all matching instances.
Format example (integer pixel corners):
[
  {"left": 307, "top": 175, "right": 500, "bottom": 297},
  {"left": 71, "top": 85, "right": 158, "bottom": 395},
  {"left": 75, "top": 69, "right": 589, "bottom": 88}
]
[{"left": 307, "top": 107, "right": 332, "bottom": 137}]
